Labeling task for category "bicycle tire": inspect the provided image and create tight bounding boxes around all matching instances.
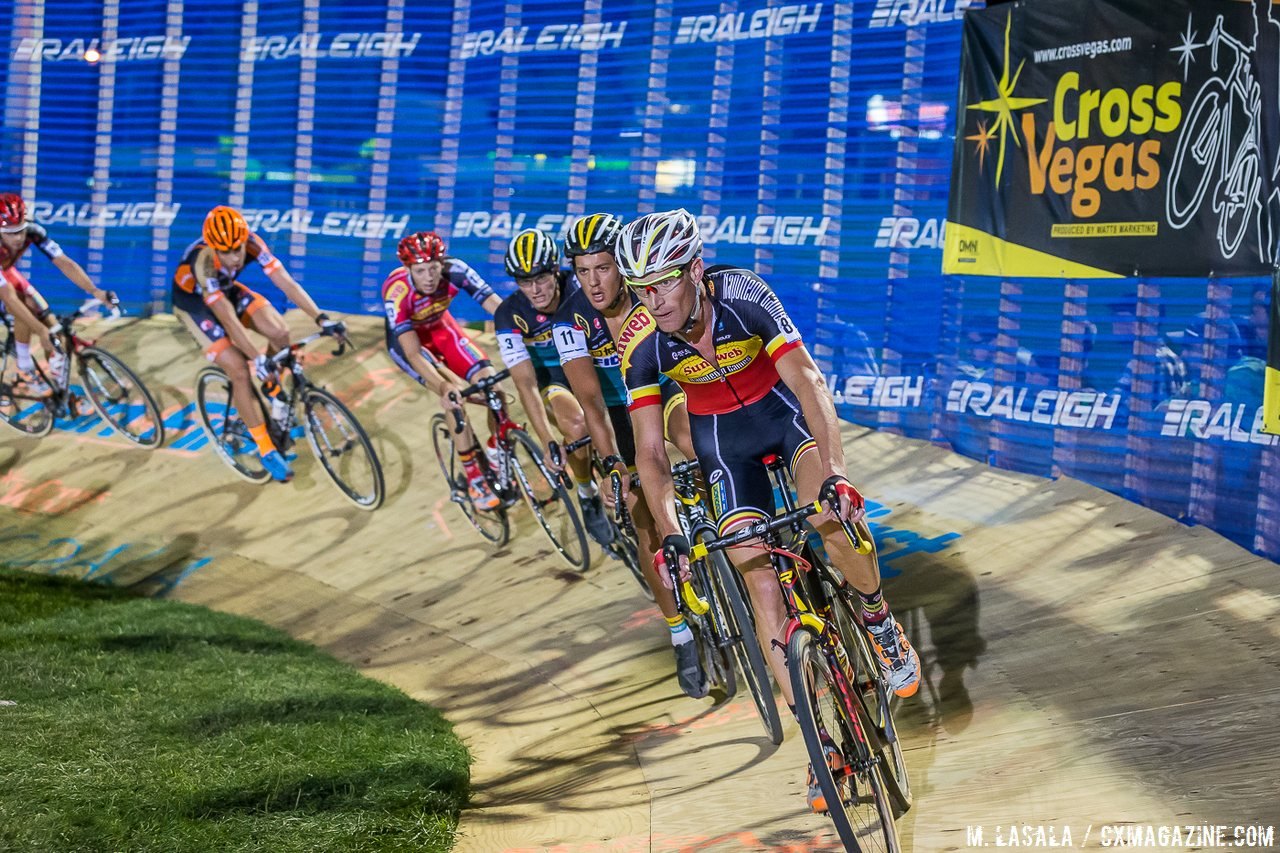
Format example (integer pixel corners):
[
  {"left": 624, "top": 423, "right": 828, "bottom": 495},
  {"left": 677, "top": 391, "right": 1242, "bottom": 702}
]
[
  {"left": 429, "top": 412, "right": 509, "bottom": 546},
  {"left": 302, "top": 386, "right": 385, "bottom": 511},
  {"left": 194, "top": 367, "right": 269, "bottom": 483},
  {"left": 1166, "top": 79, "right": 1225, "bottom": 227},
  {"left": 506, "top": 428, "right": 589, "bottom": 571},
  {"left": 707, "top": 548, "right": 783, "bottom": 745},
  {"left": 77, "top": 346, "right": 165, "bottom": 448},
  {"left": 789, "top": 628, "right": 900, "bottom": 852},
  {"left": 607, "top": 520, "right": 653, "bottom": 599}
]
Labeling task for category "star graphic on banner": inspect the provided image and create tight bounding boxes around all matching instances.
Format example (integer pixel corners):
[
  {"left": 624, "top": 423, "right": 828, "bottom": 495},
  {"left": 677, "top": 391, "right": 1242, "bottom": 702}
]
[
  {"left": 965, "top": 120, "right": 997, "bottom": 173},
  {"left": 966, "top": 13, "right": 1047, "bottom": 185},
  {"left": 1170, "top": 14, "right": 1203, "bottom": 81}
]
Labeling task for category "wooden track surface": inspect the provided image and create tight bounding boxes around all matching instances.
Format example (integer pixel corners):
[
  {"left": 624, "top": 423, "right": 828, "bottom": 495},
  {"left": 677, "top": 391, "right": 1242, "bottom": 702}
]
[{"left": 3, "top": 314, "right": 1277, "bottom": 851}]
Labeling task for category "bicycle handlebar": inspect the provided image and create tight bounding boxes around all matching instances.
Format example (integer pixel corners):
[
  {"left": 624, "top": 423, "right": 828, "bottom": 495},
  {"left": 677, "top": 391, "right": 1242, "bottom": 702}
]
[
  {"left": 267, "top": 327, "right": 348, "bottom": 367},
  {"left": 689, "top": 499, "right": 869, "bottom": 560},
  {"left": 457, "top": 367, "right": 512, "bottom": 399}
]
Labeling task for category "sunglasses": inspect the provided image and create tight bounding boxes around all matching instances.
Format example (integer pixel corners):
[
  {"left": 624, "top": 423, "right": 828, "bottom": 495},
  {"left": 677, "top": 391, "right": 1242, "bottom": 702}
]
[
  {"left": 0, "top": 223, "right": 27, "bottom": 234},
  {"left": 625, "top": 265, "right": 686, "bottom": 293}
]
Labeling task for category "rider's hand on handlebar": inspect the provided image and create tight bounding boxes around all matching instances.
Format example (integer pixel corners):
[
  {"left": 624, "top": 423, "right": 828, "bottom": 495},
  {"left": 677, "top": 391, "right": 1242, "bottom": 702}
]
[
  {"left": 315, "top": 313, "right": 346, "bottom": 339},
  {"left": 253, "top": 353, "right": 274, "bottom": 382},
  {"left": 602, "top": 454, "right": 631, "bottom": 504},
  {"left": 655, "top": 534, "right": 693, "bottom": 590},
  {"left": 819, "top": 474, "right": 866, "bottom": 525}
]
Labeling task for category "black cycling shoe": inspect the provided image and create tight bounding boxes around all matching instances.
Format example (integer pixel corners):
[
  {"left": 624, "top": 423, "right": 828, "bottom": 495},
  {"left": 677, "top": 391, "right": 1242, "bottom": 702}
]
[
  {"left": 673, "top": 640, "right": 709, "bottom": 699},
  {"left": 579, "top": 493, "right": 616, "bottom": 547}
]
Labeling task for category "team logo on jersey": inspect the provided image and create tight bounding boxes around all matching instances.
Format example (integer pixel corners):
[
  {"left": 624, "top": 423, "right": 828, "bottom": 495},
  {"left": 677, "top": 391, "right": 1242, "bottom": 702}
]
[
  {"left": 615, "top": 308, "right": 653, "bottom": 352},
  {"left": 574, "top": 313, "right": 590, "bottom": 334},
  {"left": 708, "top": 469, "right": 724, "bottom": 485},
  {"left": 711, "top": 481, "right": 727, "bottom": 518},
  {"left": 385, "top": 280, "right": 409, "bottom": 302},
  {"left": 513, "top": 314, "right": 529, "bottom": 333},
  {"left": 536, "top": 314, "right": 546, "bottom": 323},
  {"left": 593, "top": 317, "right": 602, "bottom": 331}
]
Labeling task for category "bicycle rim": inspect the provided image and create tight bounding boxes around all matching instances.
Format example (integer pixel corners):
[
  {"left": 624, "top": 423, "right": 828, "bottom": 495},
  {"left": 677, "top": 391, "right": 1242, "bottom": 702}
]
[
  {"left": 78, "top": 347, "right": 165, "bottom": 448},
  {"left": 789, "top": 629, "right": 900, "bottom": 853},
  {"left": 302, "top": 387, "right": 385, "bottom": 510},
  {"left": 429, "top": 413, "right": 509, "bottom": 545},
  {"left": 0, "top": 380, "right": 54, "bottom": 436},
  {"left": 709, "top": 549, "right": 783, "bottom": 744},
  {"left": 507, "top": 429, "right": 589, "bottom": 571},
  {"left": 194, "top": 368, "right": 269, "bottom": 483}
]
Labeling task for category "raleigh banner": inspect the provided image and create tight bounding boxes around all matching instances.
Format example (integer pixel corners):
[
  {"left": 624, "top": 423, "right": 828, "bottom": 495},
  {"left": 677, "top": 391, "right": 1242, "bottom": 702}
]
[{"left": 944, "top": 0, "right": 1280, "bottom": 278}]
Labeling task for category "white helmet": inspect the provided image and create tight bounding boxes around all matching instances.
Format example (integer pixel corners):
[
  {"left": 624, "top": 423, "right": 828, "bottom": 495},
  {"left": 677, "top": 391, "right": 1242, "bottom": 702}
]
[{"left": 614, "top": 209, "right": 702, "bottom": 282}]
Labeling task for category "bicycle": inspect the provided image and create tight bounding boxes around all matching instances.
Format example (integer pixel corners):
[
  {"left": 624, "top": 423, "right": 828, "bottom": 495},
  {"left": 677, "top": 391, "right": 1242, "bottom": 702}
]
[
  {"left": 687, "top": 454, "right": 911, "bottom": 851},
  {"left": 552, "top": 434, "right": 651, "bottom": 595},
  {"left": 431, "top": 367, "right": 589, "bottom": 571},
  {"left": 666, "top": 459, "right": 783, "bottom": 744},
  {"left": 194, "top": 329, "right": 385, "bottom": 510},
  {"left": 0, "top": 300, "right": 164, "bottom": 447}
]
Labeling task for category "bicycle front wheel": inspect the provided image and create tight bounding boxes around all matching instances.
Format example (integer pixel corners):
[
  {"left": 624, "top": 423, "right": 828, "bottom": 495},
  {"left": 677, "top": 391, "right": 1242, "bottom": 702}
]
[
  {"left": 506, "top": 428, "right": 589, "bottom": 571},
  {"left": 302, "top": 387, "right": 385, "bottom": 511},
  {"left": 195, "top": 367, "right": 269, "bottom": 483},
  {"left": 429, "top": 412, "right": 509, "bottom": 546},
  {"left": 707, "top": 548, "right": 783, "bottom": 744},
  {"left": 0, "top": 376, "right": 54, "bottom": 437},
  {"left": 77, "top": 347, "right": 165, "bottom": 448},
  {"left": 789, "top": 628, "right": 899, "bottom": 853},
  {"left": 825, "top": 578, "right": 912, "bottom": 817}
]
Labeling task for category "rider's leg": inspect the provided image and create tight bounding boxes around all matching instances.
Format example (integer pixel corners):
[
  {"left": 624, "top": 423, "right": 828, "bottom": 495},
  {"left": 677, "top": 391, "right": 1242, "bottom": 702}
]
[
  {"left": 213, "top": 343, "right": 272, "bottom": 448},
  {"left": 628, "top": 485, "right": 680, "bottom": 620},
  {"left": 241, "top": 298, "right": 290, "bottom": 354},
  {"left": 794, "top": 443, "right": 919, "bottom": 697},
  {"left": 545, "top": 385, "right": 592, "bottom": 485}
]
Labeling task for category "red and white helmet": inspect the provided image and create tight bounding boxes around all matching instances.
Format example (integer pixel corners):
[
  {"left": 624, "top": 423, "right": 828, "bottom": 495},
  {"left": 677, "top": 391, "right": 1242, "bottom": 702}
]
[
  {"left": 397, "top": 231, "right": 446, "bottom": 266},
  {"left": 614, "top": 209, "right": 702, "bottom": 282},
  {"left": 0, "top": 193, "right": 28, "bottom": 231}
]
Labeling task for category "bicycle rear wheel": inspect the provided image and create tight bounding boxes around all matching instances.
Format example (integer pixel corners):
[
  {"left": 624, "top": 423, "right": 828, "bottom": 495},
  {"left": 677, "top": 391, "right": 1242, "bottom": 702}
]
[
  {"left": 194, "top": 367, "right": 268, "bottom": 483},
  {"left": 77, "top": 346, "right": 165, "bottom": 448},
  {"left": 707, "top": 548, "right": 783, "bottom": 744},
  {"left": 608, "top": 527, "right": 653, "bottom": 600},
  {"left": 302, "top": 386, "right": 385, "bottom": 510},
  {"left": 0, "top": 376, "right": 54, "bottom": 436},
  {"left": 789, "top": 628, "right": 899, "bottom": 853},
  {"left": 506, "top": 428, "right": 589, "bottom": 571},
  {"left": 429, "top": 412, "right": 509, "bottom": 546}
]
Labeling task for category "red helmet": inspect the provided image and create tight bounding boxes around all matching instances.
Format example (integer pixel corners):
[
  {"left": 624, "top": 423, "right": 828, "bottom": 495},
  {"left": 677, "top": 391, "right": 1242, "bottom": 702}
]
[
  {"left": 397, "top": 231, "right": 446, "bottom": 266},
  {"left": 0, "top": 193, "right": 27, "bottom": 230}
]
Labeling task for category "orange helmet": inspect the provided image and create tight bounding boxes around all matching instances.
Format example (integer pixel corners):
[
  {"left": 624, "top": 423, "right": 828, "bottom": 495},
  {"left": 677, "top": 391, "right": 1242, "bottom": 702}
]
[{"left": 203, "top": 205, "right": 249, "bottom": 251}]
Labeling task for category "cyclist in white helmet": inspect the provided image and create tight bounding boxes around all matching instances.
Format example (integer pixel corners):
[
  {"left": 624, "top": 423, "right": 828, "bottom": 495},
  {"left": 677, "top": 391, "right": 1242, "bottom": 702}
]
[{"left": 614, "top": 208, "right": 920, "bottom": 809}]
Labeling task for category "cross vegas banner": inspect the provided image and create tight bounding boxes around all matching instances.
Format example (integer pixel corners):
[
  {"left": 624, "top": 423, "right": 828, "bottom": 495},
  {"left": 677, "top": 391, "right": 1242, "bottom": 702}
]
[{"left": 943, "top": 0, "right": 1280, "bottom": 278}]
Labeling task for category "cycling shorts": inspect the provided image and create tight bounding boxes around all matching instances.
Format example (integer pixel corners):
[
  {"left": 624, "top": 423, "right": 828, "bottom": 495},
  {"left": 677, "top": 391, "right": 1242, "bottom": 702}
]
[
  {"left": 690, "top": 382, "right": 817, "bottom": 535},
  {"left": 386, "top": 313, "right": 490, "bottom": 382},
  {"left": 173, "top": 283, "right": 269, "bottom": 360}
]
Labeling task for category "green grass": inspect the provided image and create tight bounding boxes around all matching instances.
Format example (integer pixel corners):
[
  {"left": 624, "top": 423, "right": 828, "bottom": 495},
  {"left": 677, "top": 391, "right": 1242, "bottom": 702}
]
[{"left": 0, "top": 569, "right": 470, "bottom": 852}]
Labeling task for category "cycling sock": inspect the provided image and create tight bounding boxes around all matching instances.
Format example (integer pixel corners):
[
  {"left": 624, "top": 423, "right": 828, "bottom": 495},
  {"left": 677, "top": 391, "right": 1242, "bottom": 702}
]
[
  {"left": 459, "top": 445, "right": 483, "bottom": 479},
  {"left": 666, "top": 614, "right": 694, "bottom": 645},
  {"left": 248, "top": 423, "right": 276, "bottom": 456},
  {"left": 15, "top": 342, "right": 33, "bottom": 372},
  {"left": 859, "top": 586, "right": 889, "bottom": 626},
  {"left": 575, "top": 475, "right": 597, "bottom": 499}
]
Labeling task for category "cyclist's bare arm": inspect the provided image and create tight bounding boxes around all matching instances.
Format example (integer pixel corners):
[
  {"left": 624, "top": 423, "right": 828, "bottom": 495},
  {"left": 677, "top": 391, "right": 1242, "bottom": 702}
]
[
  {"left": 632, "top": 402, "right": 681, "bottom": 539},
  {"left": 776, "top": 345, "right": 848, "bottom": 482},
  {"left": 0, "top": 284, "right": 56, "bottom": 349},
  {"left": 507, "top": 358, "right": 556, "bottom": 449},
  {"left": 50, "top": 255, "right": 109, "bottom": 303},
  {"left": 396, "top": 329, "right": 461, "bottom": 399},
  {"left": 480, "top": 293, "right": 502, "bottom": 315},
  {"left": 266, "top": 266, "right": 322, "bottom": 320},
  {"left": 207, "top": 294, "right": 260, "bottom": 360},
  {"left": 562, "top": 356, "right": 622, "bottom": 461}
]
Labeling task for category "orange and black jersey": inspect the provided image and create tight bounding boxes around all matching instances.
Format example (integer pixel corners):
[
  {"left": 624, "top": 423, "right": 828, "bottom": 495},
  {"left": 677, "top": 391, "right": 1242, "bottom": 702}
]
[
  {"left": 171, "top": 233, "right": 282, "bottom": 303},
  {"left": 617, "top": 267, "right": 804, "bottom": 416},
  {"left": 0, "top": 221, "right": 65, "bottom": 271}
]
